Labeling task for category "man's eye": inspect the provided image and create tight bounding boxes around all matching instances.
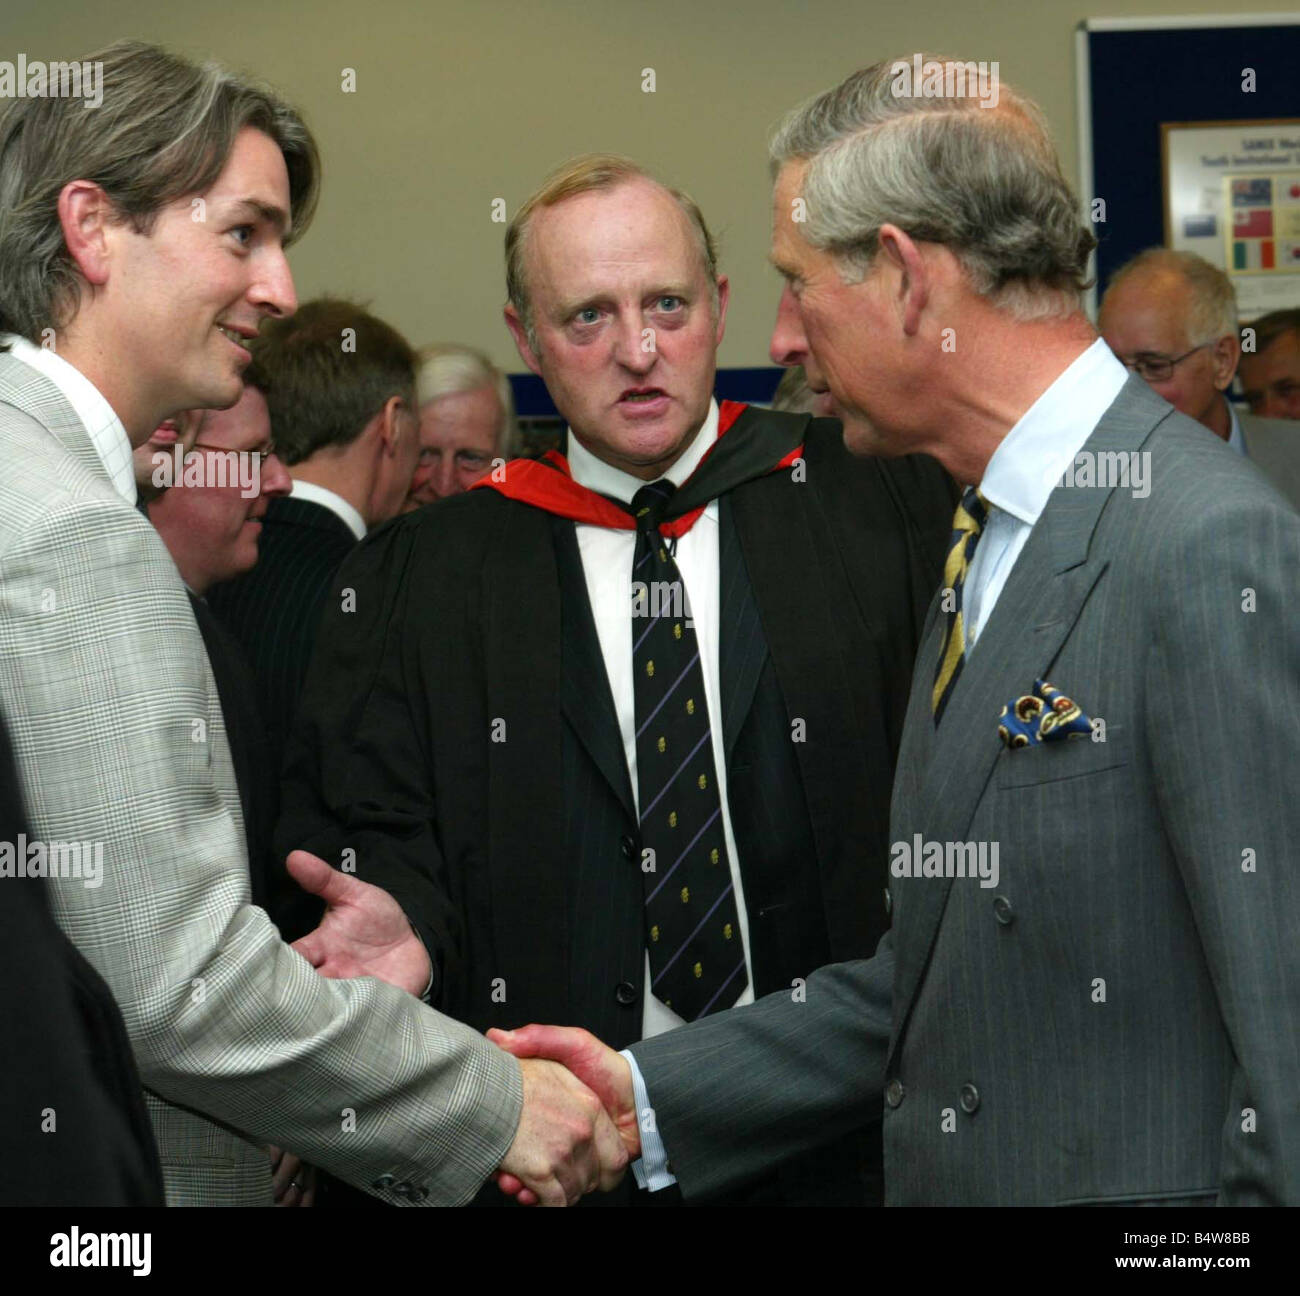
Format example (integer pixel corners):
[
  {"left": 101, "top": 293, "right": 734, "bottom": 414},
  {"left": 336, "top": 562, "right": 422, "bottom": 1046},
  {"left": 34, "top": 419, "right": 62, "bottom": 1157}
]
[
  {"left": 418, "top": 449, "right": 437, "bottom": 466},
  {"left": 460, "top": 453, "right": 489, "bottom": 468},
  {"left": 230, "top": 225, "right": 254, "bottom": 246},
  {"left": 656, "top": 296, "right": 683, "bottom": 311},
  {"left": 575, "top": 308, "right": 601, "bottom": 325}
]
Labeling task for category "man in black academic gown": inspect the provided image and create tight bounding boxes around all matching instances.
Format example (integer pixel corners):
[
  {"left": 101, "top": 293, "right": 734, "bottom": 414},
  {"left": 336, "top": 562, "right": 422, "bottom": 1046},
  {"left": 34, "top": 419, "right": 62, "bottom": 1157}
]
[{"left": 278, "top": 154, "right": 954, "bottom": 1206}]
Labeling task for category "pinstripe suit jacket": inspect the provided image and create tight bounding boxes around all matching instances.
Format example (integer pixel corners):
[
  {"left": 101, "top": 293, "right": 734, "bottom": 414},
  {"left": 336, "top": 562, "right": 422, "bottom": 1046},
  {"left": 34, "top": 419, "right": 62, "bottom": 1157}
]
[
  {"left": 630, "top": 376, "right": 1300, "bottom": 1205},
  {"left": 0, "top": 352, "right": 522, "bottom": 1206}
]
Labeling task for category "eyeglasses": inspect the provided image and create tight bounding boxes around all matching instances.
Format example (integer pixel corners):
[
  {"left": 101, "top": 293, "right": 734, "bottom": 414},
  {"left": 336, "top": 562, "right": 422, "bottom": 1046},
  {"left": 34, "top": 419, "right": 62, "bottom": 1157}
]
[
  {"left": 192, "top": 440, "right": 281, "bottom": 468},
  {"left": 1120, "top": 343, "right": 1209, "bottom": 383}
]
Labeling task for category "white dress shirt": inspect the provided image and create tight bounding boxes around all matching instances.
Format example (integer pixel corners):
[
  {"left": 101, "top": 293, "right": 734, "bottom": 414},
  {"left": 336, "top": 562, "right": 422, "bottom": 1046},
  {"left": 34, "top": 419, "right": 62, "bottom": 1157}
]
[
  {"left": 2, "top": 332, "right": 136, "bottom": 505},
  {"left": 628, "top": 338, "right": 1132, "bottom": 1191},
  {"left": 567, "top": 398, "right": 755, "bottom": 1041},
  {"left": 288, "top": 478, "right": 367, "bottom": 541}
]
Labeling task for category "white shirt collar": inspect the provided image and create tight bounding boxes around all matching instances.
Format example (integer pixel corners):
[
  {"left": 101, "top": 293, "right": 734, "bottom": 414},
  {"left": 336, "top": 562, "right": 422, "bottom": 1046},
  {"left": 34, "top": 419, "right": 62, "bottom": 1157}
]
[
  {"left": 566, "top": 399, "right": 720, "bottom": 504},
  {"left": 976, "top": 338, "right": 1130, "bottom": 526},
  {"left": 1226, "top": 398, "right": 1248, "bottom": 457},
  {"left": 1, "top": 332, "right": 136, "bottom": 505},
  {"left": 288, "top": 478, "right": 367, "bottom": 541}
]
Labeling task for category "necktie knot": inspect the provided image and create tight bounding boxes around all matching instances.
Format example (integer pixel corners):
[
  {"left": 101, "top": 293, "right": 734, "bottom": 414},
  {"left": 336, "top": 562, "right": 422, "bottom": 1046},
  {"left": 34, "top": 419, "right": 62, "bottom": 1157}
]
[
  {"left": 630, "top": 479, "right": 677, "bottom": 533},
  {"left": 956, "top": 486, "right": 988, "bottom": 537}
]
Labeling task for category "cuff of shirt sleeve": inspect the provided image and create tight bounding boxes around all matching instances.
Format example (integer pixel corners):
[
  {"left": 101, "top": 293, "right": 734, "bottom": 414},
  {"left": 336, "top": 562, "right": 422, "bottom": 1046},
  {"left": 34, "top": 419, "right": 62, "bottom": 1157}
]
[
  {"left": 620, "top": 1048, "right": 677, "bottom": 1191},
  {"left": 412, "top": 928, "right": 434, "bottom": 1003}
]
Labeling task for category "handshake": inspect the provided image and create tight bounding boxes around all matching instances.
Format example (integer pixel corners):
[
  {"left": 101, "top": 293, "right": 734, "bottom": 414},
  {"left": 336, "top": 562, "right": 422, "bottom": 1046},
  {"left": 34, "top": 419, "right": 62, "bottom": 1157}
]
[
  {"left": 287, "top": 851, "right": 644, "bottom": 1207},
  {"left": 488, "top": 1024, "right": 640, "bottom": 1207}
]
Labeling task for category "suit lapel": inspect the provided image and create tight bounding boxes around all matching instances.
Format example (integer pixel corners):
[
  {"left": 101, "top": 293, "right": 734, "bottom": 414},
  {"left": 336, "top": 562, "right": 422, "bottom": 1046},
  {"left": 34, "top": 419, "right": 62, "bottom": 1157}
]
[
  {"left": 887, "top": 384, "right": 1164, "bottom": 1061},
  {"left": 717, "top": 496, "right": 768, "bottom": 763},
  {"left": 552, "top": 517, "right": 636, "bottom": 819},
  {"left": 0, "top": 354, "right": 115, "bottom": 489}
]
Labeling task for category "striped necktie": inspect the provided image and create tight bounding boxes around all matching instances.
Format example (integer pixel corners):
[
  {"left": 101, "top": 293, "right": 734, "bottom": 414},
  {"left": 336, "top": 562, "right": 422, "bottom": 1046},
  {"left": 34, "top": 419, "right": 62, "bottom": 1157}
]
[
  {"left": 630, "top": 479, "right": 748, "bottom": 1020},
  {"left": 932, "top": 486, "right": 989, "bottom": 723}
]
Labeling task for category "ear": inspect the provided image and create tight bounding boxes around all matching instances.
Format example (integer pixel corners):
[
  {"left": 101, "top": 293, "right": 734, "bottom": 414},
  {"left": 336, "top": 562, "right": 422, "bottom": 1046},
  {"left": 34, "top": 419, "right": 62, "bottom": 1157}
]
[
  {"left": 712, "top": 274, "right": 731, "bottom": 347},
  {"left": 1210, "top": 331, "right": 1240, "bottom": 393},
  {"left": 876, "top": 223, "right": 929, "bottom": 337},
  {"left": 504, "top": 305, "right": 543, "bottom": 376},
  {"left": 378, "top": 395, "right": 405, "bottom": 454},
  {"left": 57, "top": 180, "right": 116, "bottom": 288}
]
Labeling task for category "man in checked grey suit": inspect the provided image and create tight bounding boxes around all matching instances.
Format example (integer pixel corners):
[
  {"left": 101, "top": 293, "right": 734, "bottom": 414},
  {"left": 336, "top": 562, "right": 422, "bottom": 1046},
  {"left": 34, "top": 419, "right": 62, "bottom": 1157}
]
[
  {"left": 493, "top": 57, "right": 1300, "bottom": 1206},
  {"left": 0, "top": 40, "right": 624, "bottom": 1207}
]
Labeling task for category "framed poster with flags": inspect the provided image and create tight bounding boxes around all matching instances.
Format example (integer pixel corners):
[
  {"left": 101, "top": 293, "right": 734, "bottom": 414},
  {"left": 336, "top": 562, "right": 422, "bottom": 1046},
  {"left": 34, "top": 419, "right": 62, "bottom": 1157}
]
[{"left": 1161, "top": 118, "right": 1300, "bottom": 319}]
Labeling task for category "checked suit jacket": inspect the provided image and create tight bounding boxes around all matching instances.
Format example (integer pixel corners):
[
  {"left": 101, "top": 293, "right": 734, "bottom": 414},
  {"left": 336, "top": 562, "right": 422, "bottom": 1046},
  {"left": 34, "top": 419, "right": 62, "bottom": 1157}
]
[
  {"left": 628, "top": 376, "right": 1300, "bottom": 1205},
  {"left": 0, "top": 351, "right": 524, "bottom": 1207},
  {"left": 278, "top": 408, "right": 955, "bottom": 1205}
]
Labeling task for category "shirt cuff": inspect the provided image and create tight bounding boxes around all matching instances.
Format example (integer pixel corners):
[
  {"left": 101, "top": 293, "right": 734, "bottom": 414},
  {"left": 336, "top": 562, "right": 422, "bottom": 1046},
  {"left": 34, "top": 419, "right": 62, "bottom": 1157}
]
[
  {"left": 620, "top": 1049, "right": 678, "bottom": 1191},
  {"left": 412, "top": 927, "right": 434, "bottom": 1003}
]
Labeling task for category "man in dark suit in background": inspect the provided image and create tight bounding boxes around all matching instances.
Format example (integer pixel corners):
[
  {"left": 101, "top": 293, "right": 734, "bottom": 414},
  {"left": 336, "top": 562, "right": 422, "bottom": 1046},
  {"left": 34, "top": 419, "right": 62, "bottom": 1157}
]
[
  {"left": 145, "top": 374, "right": 298, "bottom": 927},
  {"left": 1238, "top": 308, "right": 1300, "bottom": 422},
  {"left": 208, "top": 297, "right": 426, "bottom": 805},
  {"left": 279, "top": 153, "right": 953, "bottom": 1206},
  {"left": 494, "top": 58, "right": 1300, "bottom": 1207},
  {"left": 0, "top": 708, "right": 164, "bottom": 1206}
]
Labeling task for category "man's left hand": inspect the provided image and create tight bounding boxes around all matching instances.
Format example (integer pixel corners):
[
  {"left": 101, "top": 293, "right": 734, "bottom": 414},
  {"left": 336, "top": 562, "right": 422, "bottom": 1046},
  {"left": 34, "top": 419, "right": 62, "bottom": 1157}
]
[{"left": 287, "top": 850, "right": 432, "bottom": 997}]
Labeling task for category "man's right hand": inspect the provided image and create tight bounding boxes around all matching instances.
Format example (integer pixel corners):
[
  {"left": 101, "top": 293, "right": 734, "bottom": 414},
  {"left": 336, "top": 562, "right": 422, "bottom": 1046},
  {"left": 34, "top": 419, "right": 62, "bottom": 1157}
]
[
  {"left": 498, "top": 1055, "right": 629, "bottom": 1206},
  {"left": 490, "top": 1025, "right": 640, "bottom": 1205}
]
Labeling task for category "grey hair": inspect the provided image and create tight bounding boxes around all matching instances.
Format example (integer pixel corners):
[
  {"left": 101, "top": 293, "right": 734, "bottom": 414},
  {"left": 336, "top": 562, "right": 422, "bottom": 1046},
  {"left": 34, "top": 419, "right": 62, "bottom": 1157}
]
[
  {"left": 768, "top": 55, "right": 1095, "bottom": 321},
  {"left": 0, "top": 39, "right": 319, "bottom": 341},
  {"left": 414, "top": 343, "right": 521, "bottom": 458},
  {"left": 1102, "top": 248, "right": 1237, "bottom": 344}
]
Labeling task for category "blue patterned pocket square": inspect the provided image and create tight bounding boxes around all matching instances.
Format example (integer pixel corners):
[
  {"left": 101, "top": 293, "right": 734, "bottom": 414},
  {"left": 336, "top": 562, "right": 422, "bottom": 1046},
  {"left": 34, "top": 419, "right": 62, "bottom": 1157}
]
[{"left": 998, "top": 679, "right": 1092, "bottom": 749}]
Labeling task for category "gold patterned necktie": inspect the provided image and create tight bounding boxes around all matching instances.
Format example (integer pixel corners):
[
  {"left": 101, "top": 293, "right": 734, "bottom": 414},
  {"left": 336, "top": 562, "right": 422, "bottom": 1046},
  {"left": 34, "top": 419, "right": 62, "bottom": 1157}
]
[{"left": 932, "top": 486, "right": 989, "bottom": 723}]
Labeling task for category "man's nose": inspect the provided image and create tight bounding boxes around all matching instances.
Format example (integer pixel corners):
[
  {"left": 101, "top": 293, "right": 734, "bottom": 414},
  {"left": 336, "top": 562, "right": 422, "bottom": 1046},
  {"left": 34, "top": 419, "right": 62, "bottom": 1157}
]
[
  {"left": 434, "top": 458, "right": 460, "bottom": 498},
  {"left": 262, "top": 451, "right": 293, "bottom": 496},
  {"left": 252, "top": 247, "right": 298, "bottom": 320},
  {"left": 769, "top": 283, "right": 807, "bottom": 367},
  {"left": 613, "top": 315, "right": 657, "bottom": 373}
]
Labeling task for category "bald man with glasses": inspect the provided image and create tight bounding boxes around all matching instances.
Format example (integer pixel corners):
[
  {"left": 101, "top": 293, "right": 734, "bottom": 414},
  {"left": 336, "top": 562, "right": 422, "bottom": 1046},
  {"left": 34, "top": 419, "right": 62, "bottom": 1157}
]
[{"left": 1099, "top": 247, "right": 1300, "bottom": 511}]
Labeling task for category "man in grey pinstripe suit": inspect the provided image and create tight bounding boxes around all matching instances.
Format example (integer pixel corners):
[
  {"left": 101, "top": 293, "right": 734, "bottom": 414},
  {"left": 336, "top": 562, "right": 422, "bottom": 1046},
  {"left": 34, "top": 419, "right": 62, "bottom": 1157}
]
[
  {"left": 0, "top": 40, "right": 624, "bottom": 1207},
  {"left": 495, "top": 57, "right": 1300, "bottom": 1205}
]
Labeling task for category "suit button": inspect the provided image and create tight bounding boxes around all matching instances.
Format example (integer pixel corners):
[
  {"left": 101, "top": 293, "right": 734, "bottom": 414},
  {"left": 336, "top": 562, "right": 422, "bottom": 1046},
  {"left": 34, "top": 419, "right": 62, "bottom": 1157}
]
[
  {"left": 960, "top": 1083, "right": 980, "bottom": 1114},
  {"left": 885, "top": 1078, "right": 905, "bottom": 1108},
  {"left": 407, "top": 1183, "right": 428, "bottom": 1202},
  {"left": 614, "top": 981, "right": 637, "bottom": 1006},
  {"left": 371, "top": 1173, "right": 396, "bottom": 1190},
  {"left": 993, "top": 895, "right": 1014, "bottom": 925},
  {"left": 883, "top": 887, "right": 892, "bottom": 916},
  {"left": 620, "top": 835, "right": 636, "bottom": 862}
]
